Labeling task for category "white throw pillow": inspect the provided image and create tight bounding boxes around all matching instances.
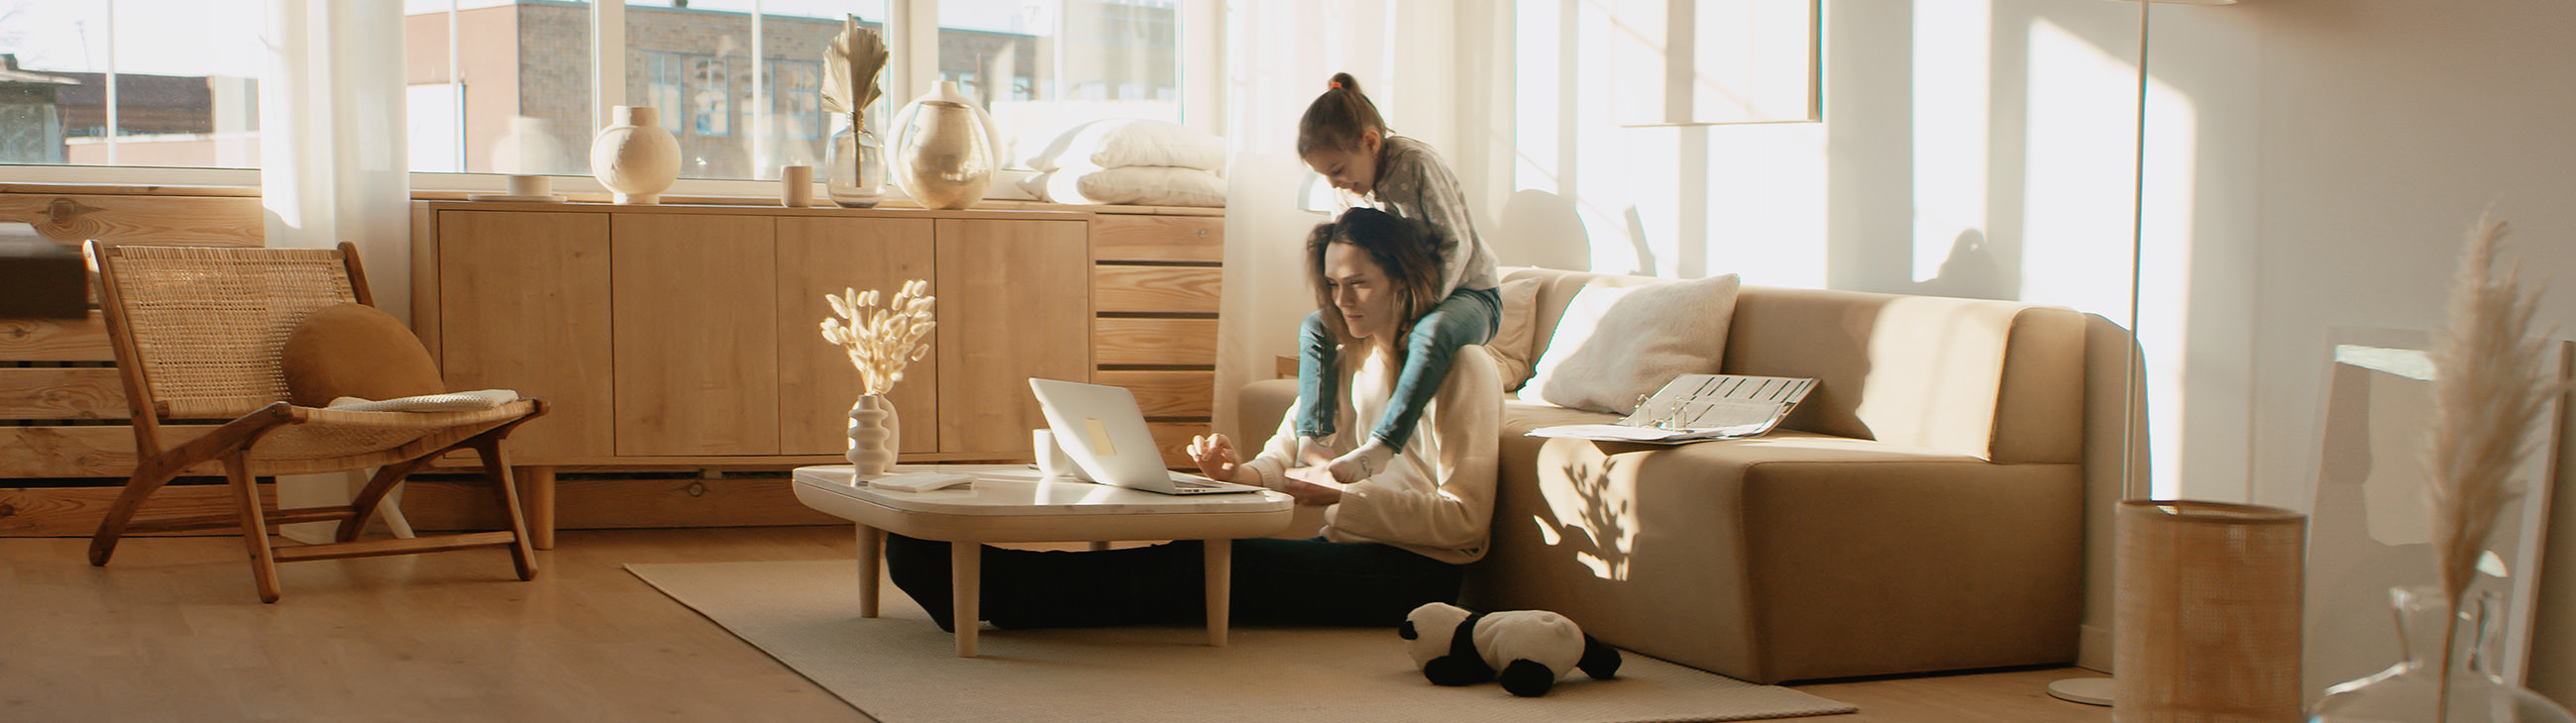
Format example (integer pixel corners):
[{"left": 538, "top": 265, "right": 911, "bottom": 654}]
[
  {"left": 1521, "top": 273, "right": 1741, "bottom": 415},
  {"left": 1022, "top": 166, "right": 1228, "bottom": 207},
  {"left": 1027, "top": 119, "right": 1227, "bottom": 173}
]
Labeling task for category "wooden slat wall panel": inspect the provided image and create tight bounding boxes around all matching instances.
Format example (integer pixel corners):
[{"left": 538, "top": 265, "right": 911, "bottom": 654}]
[
  {"left": 1094, "top": 318, "right": 1219, "bottom": 366},
  {"left": 1092, "top": 215, "right": 1223, "bottom": 262},
  {"left": 0, "top": 367, "right": 127, "bottom": 420},
  {"left": 0, "top": 426, "right": 218, "bottom": 478},
  {"left": 0, "top": 189, "right": 264, "bottom": 482},
  {"left": 1093, "top": 264, "right": 1222, "bottom": 314},
  {"left": 1093, "top": 369, "right": 1214, "bottom": 418},
  {"left": 0, "top": 485, "right": 271, "bottom": 537},
  {"left": 0, "top": 192, "right": 265, "bottom": 248},
  {"left": 0, "top": 313, "right": 114, "bottom": 362}
]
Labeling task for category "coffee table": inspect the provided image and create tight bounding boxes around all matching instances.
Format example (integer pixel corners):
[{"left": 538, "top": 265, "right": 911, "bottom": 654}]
[{"left": 791, "top": 465, "right": 1296, "bottom": 657}]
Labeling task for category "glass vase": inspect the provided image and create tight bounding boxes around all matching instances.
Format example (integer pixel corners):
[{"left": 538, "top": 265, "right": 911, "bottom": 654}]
[
  {"left": 2308, "top": 585, "right": 2575, "bottom": 723},
  {"left": 824, "top": 112, "right": 884, "bottom": 208}
]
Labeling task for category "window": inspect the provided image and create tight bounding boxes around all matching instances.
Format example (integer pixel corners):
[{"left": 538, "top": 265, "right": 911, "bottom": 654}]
[
  {"left": 0, "top": 0, "right": 267, "bottom": 169},
  {"left": 689, "top": 56, "right": 732, "bottom": 138},
  {"left": 403, "top": 0, "right": 599, "bottom": 175},
  {"left": 622, "top": 2, "right": 888, "bottom": 180},
  {"left": 645, "top": 52, "right": 685, "bottom": 133},
  {"left": 770, "top": 59, "right": 822, "bottom": 140},
  {"left": 938, "top": 0, "right": 1183, "bottom": 167},
  {"left": 4, "top": 0, "right": 1206, "bottom": 189}
]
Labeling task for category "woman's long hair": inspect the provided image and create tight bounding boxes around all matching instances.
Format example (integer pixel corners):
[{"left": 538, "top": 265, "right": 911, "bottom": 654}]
[{"left": 1306, "top": 208, "right": 1444, "bottom": 361}]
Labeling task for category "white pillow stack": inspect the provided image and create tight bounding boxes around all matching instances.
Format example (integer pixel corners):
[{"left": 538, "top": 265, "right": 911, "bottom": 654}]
[{"left": 1020, "top": 119, "right": 1228, "bottom": 207}]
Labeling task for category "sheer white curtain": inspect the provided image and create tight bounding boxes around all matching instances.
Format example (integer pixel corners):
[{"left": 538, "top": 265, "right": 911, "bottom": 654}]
[
  {"left": 260, "top": 0, "right": 414, "bottom": 543},
  {"left": 1214, "top": 0, "right": 1456, "bottom": 436},
  {"left": 261, "top": 0, "right": 411, "bottom": 321}
]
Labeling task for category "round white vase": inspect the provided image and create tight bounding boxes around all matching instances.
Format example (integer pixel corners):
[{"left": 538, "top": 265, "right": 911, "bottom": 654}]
[
  {"left": 590, "top": 106, "right": 681, "bottom": 205},
  {"left": 890, "top": 81, "right": 998, "bottom": 210}
]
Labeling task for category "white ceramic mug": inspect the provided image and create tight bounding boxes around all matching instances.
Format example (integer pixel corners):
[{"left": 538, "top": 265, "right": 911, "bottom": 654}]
[
  {"left": 1032, "top": 429, "right": 1077, "bottom": 478},
  {"left": 781, "top": 164, "right": 814, "bottom": 206},
  {"left": 506, "top": 174, "right": 551, "bottom": 197}
]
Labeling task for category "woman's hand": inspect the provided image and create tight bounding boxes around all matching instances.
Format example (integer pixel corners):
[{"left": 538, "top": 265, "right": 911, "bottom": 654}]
[
  {"left": 1188, "top": 434, "right": 1247, "bottom": 485},
  {"left": 1277, "top": 466, "right": 1347, "bottom": 507}
]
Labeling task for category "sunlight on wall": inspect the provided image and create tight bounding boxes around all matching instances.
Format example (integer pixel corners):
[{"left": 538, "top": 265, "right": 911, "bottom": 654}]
[
  {"left": 1501, "top": 0, "right": 1831, "bottom": 283},
  {"left": 2019, "top": 19, "right": 2134, "bottom": 317},
  {"left": 2019, "top": 17, "right": 2198, "bottom": 500},
  {"left": 1911, "top": 0, "right": 1991, "bottom": 284}
]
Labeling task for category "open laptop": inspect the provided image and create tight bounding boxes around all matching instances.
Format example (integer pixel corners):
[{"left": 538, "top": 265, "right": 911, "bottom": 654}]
[{"left": 1027, "top": 377, "right": 1264, "bottom": 495}]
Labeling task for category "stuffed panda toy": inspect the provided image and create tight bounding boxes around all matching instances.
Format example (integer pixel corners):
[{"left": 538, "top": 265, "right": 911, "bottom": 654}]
[{"left": 1399, "top": 602, "right": 1622, "bottom": 697}]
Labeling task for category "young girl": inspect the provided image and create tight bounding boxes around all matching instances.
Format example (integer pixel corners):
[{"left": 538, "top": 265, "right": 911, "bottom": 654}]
[{"left": 1296, "top": 72, "right": 1501, "bottom": 484}]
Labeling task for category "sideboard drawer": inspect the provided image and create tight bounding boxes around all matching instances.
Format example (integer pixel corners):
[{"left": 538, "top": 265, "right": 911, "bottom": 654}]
[
  {"left": 1094, "top": 264, "right": 1222, "bottom": 314},
  {"left": 1092, "top": 215, "right": 1222, "bottom": 263},
  {"left": 1094, "top": 317, "right": 1219, "bottom": 366}
]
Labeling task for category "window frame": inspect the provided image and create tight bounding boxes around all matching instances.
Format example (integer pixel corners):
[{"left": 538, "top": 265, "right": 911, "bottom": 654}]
[{"left": 7, "top": 0, "right": 1225, "bottom": 197}]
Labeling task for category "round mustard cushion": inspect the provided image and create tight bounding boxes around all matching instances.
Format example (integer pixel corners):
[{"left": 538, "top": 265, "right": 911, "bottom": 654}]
[{"left": 280, "top": 303, "right": 446, "bottom": 407}]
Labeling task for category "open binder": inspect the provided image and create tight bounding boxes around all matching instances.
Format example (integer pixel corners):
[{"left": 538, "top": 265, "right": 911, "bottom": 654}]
[{"left": 1527, "top": 373, "right": 1816, "bottom": 444}]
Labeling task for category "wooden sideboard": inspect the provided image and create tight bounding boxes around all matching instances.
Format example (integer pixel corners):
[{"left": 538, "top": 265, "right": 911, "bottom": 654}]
[
  {"left": 0, "top": 184, "right": 1222, "bottom": 537},
  {"left": 410, "top": 200, "right": 1224, "bottom": 470}
]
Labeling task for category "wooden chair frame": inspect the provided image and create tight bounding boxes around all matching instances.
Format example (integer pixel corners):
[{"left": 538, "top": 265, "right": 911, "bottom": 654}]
[{"left": 85, "top": 241, "right": 545, "bottom": 602}]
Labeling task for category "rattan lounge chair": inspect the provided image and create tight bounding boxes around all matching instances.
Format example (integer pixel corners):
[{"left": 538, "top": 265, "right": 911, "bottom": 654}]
[{"left": 86, "top": 242, "right": 544, "bottom": 602}]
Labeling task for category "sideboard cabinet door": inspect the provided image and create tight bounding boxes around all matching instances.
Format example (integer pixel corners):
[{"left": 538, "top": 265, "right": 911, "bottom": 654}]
[
  {"left": 611, "top": 214, "right": 781, "bottom": 456},
  {"left": 776, "top": 216, "right": 939, "bottom": 455},
  {"left": 435, "top": 211, "right": 615, "bottom": 460},
  {"left": 933, "top": 219, "right": 1091, "bottom": 458}
]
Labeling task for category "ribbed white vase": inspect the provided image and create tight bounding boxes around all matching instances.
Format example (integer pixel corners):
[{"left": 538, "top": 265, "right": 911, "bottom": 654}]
[{"left": 846, "top": 393, "right": 899, "bottom": 476}]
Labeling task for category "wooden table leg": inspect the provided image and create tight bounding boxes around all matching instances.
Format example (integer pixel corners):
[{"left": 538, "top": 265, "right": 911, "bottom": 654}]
[
  {"left": 952, "top": 542, "right": 980, "bottom": 658},
  {"left": 855, "top": 525, "right": 883, "bottom": 618},
  {"left": 1205, "top": 538, "right": 1231, "bottom": 647},
  {"left": 515, "top": 465, "right": 555, "bottom": 551}
]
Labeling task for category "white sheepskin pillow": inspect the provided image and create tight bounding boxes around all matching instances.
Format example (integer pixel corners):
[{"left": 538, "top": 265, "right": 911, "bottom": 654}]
[
  {"left": 1021, "top": 166, "right": 1227, "bottom": 208},
  {"left": 1521, "top": 273, "right": 1740, "bottom": 415},
  {"left": 1028, "top": 119, "right": 1226, "bottom": 173}
]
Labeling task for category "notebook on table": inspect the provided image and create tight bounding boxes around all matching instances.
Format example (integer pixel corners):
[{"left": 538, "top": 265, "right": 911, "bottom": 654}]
[{"left": 1027, "top": 377, "right": 1264, "bottom": 495}]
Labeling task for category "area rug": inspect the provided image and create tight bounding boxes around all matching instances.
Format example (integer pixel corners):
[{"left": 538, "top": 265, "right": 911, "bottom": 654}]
[{"left": 627, "top": 560, "right": 1856, "bottom": 723}]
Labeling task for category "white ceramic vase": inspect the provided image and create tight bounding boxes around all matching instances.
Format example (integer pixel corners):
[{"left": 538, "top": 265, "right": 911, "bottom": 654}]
[
  {"left": 890, "top": 81, "right": 998, "bottom": 210},
  {"left": 590, "top": 105, "right": 681, "bottom": 204},
  {"left": 846, "top": 393, "right": 899, "bottom": 476}
]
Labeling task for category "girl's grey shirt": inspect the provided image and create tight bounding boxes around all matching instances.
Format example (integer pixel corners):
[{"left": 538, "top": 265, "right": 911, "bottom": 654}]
[{"left": 1345, "top": 135, "right": 1499, "bottom": 296}]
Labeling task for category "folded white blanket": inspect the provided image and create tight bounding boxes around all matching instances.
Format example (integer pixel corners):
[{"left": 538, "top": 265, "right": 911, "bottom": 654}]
[{"left": 325, "top": 389, "right": 519, "bottom": 412}]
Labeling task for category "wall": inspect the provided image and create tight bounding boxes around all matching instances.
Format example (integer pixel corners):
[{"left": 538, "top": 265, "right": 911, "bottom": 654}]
[{"left": 2153, "top": 0, "right": 2576, "bottom": 703}]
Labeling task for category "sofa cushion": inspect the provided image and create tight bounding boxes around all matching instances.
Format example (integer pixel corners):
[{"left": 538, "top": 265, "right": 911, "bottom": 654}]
[
  {"left": 1483, "top": 277, "right": 1545, "bottom": 390},
  {"left": 1522, "top": 273, "right": 1740, "bottom": 415}
]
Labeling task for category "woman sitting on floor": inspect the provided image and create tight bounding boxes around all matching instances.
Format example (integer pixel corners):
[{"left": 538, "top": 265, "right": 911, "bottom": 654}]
[{"left": 884, "top": 207, "right": 1503, "bottom": 630}]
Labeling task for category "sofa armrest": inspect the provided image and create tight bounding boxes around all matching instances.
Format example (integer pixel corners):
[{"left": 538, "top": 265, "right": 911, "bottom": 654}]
[{"left": 1236, "top": 378, "right": 1300, "bottom": 447}]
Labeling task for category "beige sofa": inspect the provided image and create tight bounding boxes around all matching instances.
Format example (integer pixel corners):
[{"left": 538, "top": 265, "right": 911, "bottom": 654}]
[{"left": 1237, "top": 266, "right": 2088, "bottom": 684}]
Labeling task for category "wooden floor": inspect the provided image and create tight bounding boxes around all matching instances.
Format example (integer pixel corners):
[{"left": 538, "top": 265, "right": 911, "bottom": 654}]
[{"left": 0, "top": 526, "right": 2112, "bottom": 722}]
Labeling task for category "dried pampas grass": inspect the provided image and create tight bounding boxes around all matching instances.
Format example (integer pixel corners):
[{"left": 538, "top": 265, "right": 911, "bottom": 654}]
[
  {"left": 820, "top": 279, "right": 935, "bottom": 396},
  {"left": 2422, "top": 211, "right": 2566, "bottom": 716}
]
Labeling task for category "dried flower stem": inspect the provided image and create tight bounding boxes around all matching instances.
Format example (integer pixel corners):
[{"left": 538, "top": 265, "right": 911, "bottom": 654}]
[
  {"left": 2423, "top": 212, "right": 2565, "bottom": 720},
  {"left": 819, "top": 279, "right": 935, "bottom": 395}
]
